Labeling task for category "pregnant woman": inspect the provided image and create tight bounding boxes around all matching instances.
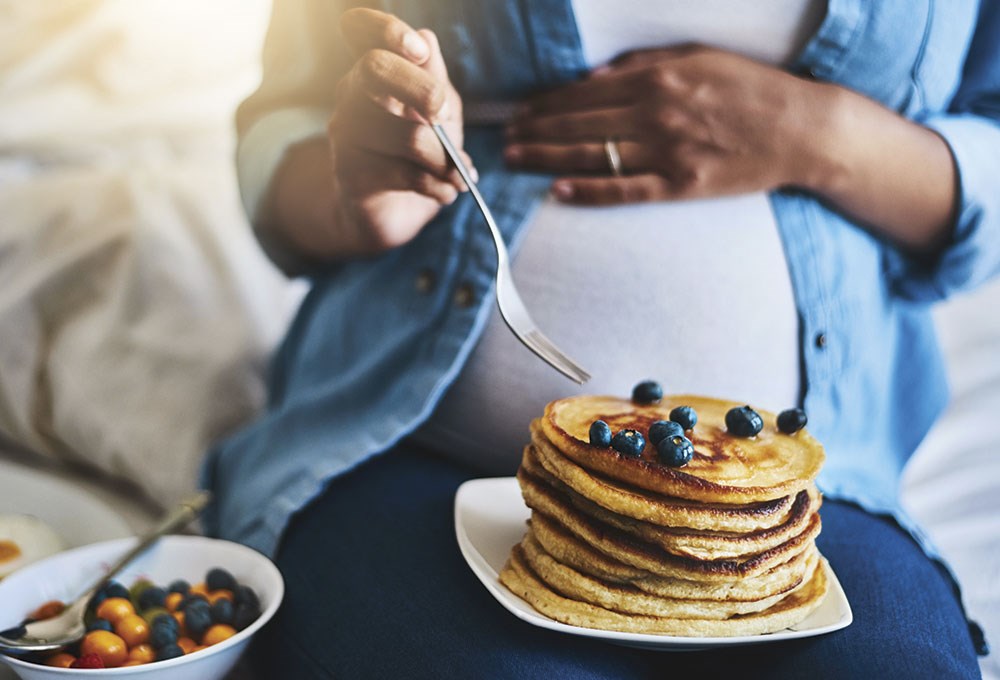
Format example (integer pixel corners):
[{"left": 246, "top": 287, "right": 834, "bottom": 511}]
[{"left": 202, "top": 2, "right": 999, "bottom": 677}]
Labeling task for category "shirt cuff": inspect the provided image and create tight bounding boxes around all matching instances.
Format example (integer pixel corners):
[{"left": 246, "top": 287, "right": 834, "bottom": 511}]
[
  {"left": 236, "top": 107, "right": 331, "bottom": 224},
  {"left": 887, "top": 113, "right": 1000, "bottom": 301}
]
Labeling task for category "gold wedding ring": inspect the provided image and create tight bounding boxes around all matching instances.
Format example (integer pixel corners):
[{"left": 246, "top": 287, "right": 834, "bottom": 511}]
[{"left": 604, "top": 137, "right": 623, "bottom": 177}]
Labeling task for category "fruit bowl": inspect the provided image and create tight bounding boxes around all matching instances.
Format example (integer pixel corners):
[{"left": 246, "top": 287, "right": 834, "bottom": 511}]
[{"left": 0, "top": 535, "right": 283, "bottom": 679}]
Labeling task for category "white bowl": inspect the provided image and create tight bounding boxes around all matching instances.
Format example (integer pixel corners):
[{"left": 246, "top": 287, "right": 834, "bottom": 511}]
[{"left": 0, "top": 535, "right": 283, "bottom": 679}]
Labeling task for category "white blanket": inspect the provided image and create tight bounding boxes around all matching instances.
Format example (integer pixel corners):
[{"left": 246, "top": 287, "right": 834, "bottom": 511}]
[{"left": 0, "top": 1, "right": 305, "bottom": 507}]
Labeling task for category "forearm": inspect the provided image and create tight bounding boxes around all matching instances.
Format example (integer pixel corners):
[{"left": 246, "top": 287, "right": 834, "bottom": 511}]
[
  {"left": 798, "top": 84, "right": 958, "bottom": 256},
  {"left": 256, "top": 137, "right": 367, "bottom": 275}
]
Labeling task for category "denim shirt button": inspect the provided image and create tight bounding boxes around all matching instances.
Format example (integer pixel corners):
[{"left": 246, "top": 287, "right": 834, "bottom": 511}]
[
  {"left": 415, "top": 269, "right": 437, "bottom": 294},
  {"left": 815, "top": 332, "right": 828, "bottom": 349},
  {"left": 454, "top": 282, "right": 475, "bottom": 308}
]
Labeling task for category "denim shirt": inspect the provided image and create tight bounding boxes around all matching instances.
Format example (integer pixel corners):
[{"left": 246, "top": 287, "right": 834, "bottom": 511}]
[{"left": 202, "top": 0, "right": 1000, "bottom": 562}]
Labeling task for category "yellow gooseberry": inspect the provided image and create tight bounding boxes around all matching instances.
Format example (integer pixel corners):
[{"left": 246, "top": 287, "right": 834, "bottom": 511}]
[
  {"left": 202, "top": 624, "right": 237, "bottom": 646},
  {"left": 190, "top": 582, "right": 209, "bottom": 597},
  {"left": 165, "top": 591, "right": 184, "bottom": 612},
  {"left": 128, "top": 644, "right": 156, "bottom": 664},
  {"left": 43, "top": 652, "right": 75, "bottom": 668},
  {"left": 121, "top": 660, "right": 145, "bottom": 667},
  {"left": 114, "top": 614, "right": 150, "bottom": 647},
  {"left": 80, "top": 630, "right": 129, "bottom": 668},
  {"left": 95, "top": 597, "right": 135, "bottom": 624},
  {"left": 207, "top": 589, "right": 233, "bottom": 604},
  {"left": 176, "top": 636, "right": 197, "bottom": 654}
]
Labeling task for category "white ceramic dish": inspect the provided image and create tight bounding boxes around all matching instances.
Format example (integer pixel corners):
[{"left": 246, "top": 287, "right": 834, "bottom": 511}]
[
  {"left": 0, "top": 465, "right": 131, "bottom": 549},
  {"left": 454, "top": 477, "right": 852, "bottom": 651},
  {"left": 0, "top": 535, "right": 283, "bottom": 679}
]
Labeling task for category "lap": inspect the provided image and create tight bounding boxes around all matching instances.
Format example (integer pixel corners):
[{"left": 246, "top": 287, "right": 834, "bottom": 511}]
[{"left": 253, "top": 445, "right": 979, "bottom": 679}]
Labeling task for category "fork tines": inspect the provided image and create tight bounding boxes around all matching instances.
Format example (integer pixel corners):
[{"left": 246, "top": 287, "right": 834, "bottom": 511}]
[{"left": 523, "top": 330, "right": 591, "bottom": 385}]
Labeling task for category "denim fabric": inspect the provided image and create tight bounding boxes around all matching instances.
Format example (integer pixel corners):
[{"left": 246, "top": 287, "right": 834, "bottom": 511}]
[
  {"left": 253, "top": 445, "right": 982, "bottom": 679},
  {"left": 201, "top": 0, "right": 1000, "bottom": 569}
]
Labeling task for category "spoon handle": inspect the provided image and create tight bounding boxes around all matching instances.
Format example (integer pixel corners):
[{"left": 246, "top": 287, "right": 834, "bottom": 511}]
[{"left": 78, "top": 491, "right": 211, "bottom": 602}]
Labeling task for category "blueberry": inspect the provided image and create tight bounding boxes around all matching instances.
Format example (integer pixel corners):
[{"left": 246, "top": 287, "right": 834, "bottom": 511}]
[
  {"left": 234, "top": 585, "right": 260, "bottom": 611},
  {"left": 657, "top": 435, "right": 694, "bottom": 467},
  {"left": 86, "top": 618, "right": 114, "bottom": 633},
  {"left": 103, "top": 581, "right": 130, "bottom": 601},
  {"left": 151, "top": 613, "right": 180, "bottom": 635},
  {"left": 726, "top": 405, "right": 763, "bottom": 437},
  {"left": 777, "top": 408, "right": 808, "bottom": 434},
  {"left": 178, "top": 593, "right": 208, "bottom": 611},
  {"left": 211, "top": 598, "right": 234, "bottom": 625},
  {"left": 669, "top": 406, "right": 697, "bottom": 431},
  {"left": 206, "top": 567, "right": 237, "bottom": 593},
  {"left": 167, "top": 579, "right": 190, "bottom": 595},
  {"left": 0, "top": 624, "right": 26, "bottom": 640},
  {"left": 233, "top": 601, "right": 261, "bottom": 631},
  {"left": 589, "top": 420, "right": 612, "bottom": 447},
  {"left": 88, "top": 590, "right": 108, "bottom": 609},
  {"left": 138, "top": 586, "right": 167, "bottom": 612},
  {"left": 631, "top": 380, "right": 663, "bottom": 404},
  {"left": 648, "top": 420, "right": 684, "bottom": 445},
  {"left": 184, "top": 603, "right": 213, "bottom": 640},
  {"left": 156, "top": 643, "right": 185, "bottom": 661},
  {"left": 149, "top": 621, "right": 179, "bottom": 650},
  {"left": 610, "top": 429, "right": 645, "bottom": 457}
]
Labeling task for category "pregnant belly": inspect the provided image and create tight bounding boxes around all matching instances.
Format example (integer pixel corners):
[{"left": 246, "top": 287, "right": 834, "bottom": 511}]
[{"left": 414, "top": 192, "right": 801, "bottom": 475}]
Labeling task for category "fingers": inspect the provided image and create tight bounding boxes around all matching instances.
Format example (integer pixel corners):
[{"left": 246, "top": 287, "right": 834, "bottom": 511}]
[
  {"left": 343, "top": 49, "right": 447, "bottom": 120},
  {"left": 524, "top": 69, "right": 649, "bottom": 116},
  {"left": 504, "top": 140, "right": 647, "bottom": 175},
  {"left": 340, "top": 8, "right": 430, "bottom": 63},
  {"left": 337, "top": 147, "right": 460, "bottom": 206},
  {"left": 610, "top": 44, "right": 701, "bottom": 71},
  {"left": 550, "top": 175, "right": 672, "bottom": 206},
  {"left": 508, "top": 106, "right": 636, "bottom": 143},
  {"left": 332, "top": 97, "right": 446, "bottom": 174},
  {"left": 338, "top": 10, "right": 449, "bottom": 120}
]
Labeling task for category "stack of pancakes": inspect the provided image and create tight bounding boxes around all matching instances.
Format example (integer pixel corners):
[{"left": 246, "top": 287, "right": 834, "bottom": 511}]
[{"left": 499, "top": 394, "right": 829, "bottom": 637}]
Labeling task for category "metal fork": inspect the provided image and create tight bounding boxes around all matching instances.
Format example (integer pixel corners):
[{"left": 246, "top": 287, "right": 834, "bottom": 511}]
[{"left": 432, "top": 124, "right": 590, "bottom": 384}]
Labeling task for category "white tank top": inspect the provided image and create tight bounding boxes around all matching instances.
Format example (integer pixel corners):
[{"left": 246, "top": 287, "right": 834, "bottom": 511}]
[{"left": 416, "top": 0, "right": 826, "bottom": 475}]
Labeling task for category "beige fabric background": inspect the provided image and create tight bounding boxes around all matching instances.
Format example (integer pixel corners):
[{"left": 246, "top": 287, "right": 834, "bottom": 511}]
[{"left": 0, "top": 0, "right": 305, "bottom": 509}]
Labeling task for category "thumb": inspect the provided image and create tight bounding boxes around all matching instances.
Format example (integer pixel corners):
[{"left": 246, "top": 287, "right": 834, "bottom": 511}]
[{"left": 417, "top": 29, "right": 455, "bottom": 122}]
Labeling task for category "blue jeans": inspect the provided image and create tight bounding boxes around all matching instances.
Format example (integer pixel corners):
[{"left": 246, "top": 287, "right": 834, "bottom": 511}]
[{"left": 251, "top": 444, "right": 981, "bottom": 679}]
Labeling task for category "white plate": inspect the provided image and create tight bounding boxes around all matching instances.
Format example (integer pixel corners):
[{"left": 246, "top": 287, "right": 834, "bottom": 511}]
[
  {"left": 0, "top": 463, "right": 131, "bottom": 552},
  {"left": 454, "top": 477, "right": 852, "bottom": 651}
]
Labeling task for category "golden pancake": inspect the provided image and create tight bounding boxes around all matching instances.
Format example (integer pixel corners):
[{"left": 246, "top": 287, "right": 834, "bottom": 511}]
[
  {"left": 523, "top": 442, "right": 820, "bottom": 559},
  {"left": 518, "top": 467, "right": 821, "bottom": 583},
  {"left": 529, "top": 512, "right": 819, "bottom": 602},
  {"left": 499, "top": 546, "right": 830, "bottom": 637},
  {"left": 530, "top": 430, "right": 797, "bottom": 533},
  {"left": 541, "top": 395, "right": 824, "bottom": 503},
  {"left": 567, "top": 483, "right": 820, "bottom": 561},
  {"left": 519, "top": 531, "right": 810, "bottom": 620}
]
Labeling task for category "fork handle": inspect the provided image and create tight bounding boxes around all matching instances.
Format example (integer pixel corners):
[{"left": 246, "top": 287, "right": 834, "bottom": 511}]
[
  {"left": 77, "top": 492, "right": 211, "bottom": 603},
  {"left": 431, "top": 124, "right": 509, "bottom": 270}
]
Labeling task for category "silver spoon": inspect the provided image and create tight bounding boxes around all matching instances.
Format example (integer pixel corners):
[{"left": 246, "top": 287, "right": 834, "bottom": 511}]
[{"left": 0, "top": 492, "right": 211, "bottom": 655}]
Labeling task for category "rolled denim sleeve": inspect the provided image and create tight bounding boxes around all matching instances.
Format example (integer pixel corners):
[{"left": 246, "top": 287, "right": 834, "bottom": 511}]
[
  {"left": 235, "top": 0, "right": 348, "bottom": 224},
  {"left": 888, "top": 1, "right": 1000, "bottom": 301},
  {"left": 237, "top": 108, "right": 330, "bottom": 223}
]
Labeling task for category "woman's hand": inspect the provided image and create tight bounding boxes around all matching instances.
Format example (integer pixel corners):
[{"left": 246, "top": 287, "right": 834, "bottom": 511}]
[
  {"left": 506, "top": 45, "right": 956, "bottom": 254},
  {"left": 329, "top": 9, "right": 473, "bottom": 253},
  {"left": 505, "top": 45, "right": 827, "bottom": 206}
]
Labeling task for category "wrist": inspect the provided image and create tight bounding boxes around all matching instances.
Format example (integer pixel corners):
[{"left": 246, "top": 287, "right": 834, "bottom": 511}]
[{"left": 785, "top": 80, "right": 853, "bottom": 197}]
